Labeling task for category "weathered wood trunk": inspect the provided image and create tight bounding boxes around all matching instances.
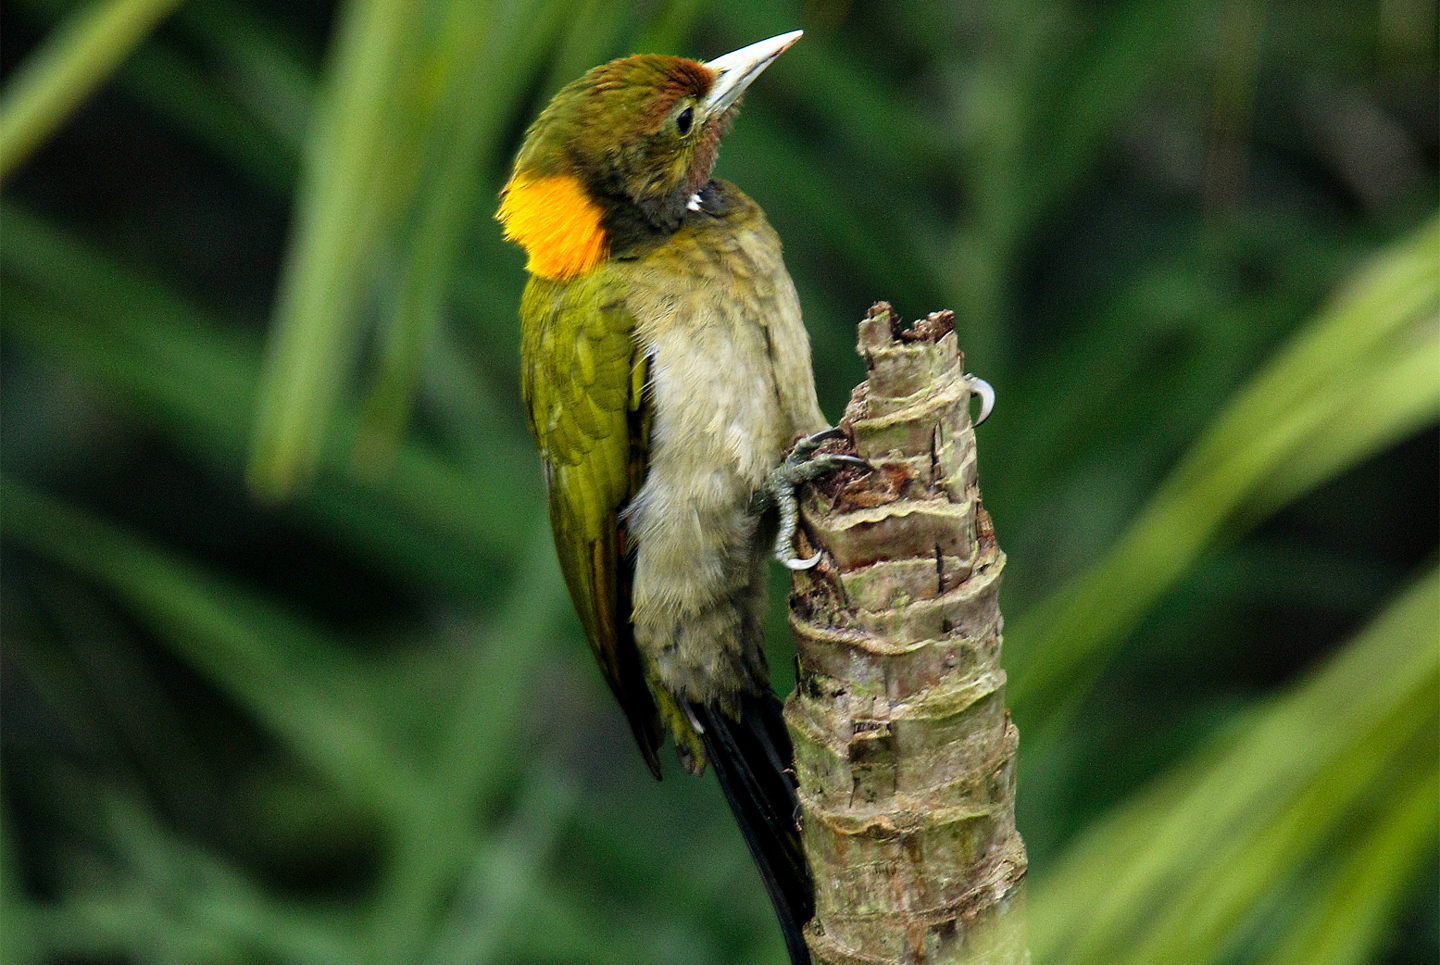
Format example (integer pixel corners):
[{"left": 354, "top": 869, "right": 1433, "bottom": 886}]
[{"left": 786, "top": 303, "right": 1028, "bottom": 965}]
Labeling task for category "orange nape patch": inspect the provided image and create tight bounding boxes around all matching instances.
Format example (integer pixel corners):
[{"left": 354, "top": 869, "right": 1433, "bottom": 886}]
[{"left": 497, "top": 173, "right": 609, "bottom": 280}]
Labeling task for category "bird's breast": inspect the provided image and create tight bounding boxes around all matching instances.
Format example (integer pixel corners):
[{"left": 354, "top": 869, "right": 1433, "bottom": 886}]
[
  {"left": 616, "top": 185, "right": 827, "bottom": 685},
  {"left": 623, "top": 198, "right": 819, "bottom": 496}
]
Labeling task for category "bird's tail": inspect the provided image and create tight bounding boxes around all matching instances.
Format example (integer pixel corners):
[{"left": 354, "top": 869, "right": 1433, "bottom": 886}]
[{"left": 690, "top": 693, "right": 815, "bottom": 965}]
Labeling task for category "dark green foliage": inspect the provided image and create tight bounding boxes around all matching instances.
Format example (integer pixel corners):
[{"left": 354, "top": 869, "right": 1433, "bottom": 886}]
[{"left": 1, "top": 1, "right": 1435, "bottom": 963}]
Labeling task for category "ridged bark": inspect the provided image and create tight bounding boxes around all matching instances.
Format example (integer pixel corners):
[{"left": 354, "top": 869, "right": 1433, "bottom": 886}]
[{"left": 786, "top": 303, "right": 1028, "bottom": 964}]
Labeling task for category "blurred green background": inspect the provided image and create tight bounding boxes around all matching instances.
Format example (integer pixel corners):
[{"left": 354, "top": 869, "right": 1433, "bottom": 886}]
[{"left": 1, "top": 1, "right": 1436, "bottom": 963}]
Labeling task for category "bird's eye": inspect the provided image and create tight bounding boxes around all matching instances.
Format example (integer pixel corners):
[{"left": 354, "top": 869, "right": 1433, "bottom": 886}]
[{"left": 676, "top": 106, "right": 694, "bottom": 136}]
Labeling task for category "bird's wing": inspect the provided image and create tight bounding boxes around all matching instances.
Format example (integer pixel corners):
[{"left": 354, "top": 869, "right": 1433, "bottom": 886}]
[{"left": 520, "top": 274, "right": 664, "bottom": 776}]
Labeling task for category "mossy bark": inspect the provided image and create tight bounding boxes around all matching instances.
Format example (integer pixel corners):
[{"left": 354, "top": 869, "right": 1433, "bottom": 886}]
[{"left": 786, "top": 303, "right": 1028, "bottom": 965}]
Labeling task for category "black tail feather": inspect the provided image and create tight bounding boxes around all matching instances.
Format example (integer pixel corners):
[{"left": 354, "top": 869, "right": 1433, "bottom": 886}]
[{"left": 690, "top": 694, "right": 814, "bottom": 965}]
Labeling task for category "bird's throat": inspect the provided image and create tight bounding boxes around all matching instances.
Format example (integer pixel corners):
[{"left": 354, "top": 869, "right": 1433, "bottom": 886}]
[{"left": 498, "top": 173, "right": 609, "bottom": 280}]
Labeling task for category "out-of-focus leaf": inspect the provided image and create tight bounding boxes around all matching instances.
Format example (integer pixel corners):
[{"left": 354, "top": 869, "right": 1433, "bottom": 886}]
[
  {"left": 358, "top": 0, "right": 570, "bottom": 462},
  {"left": 0, "top": 205, "right": 542, "bottom": 595},
  {"left": 9, "top": 0, "right": 318, "bottom": 195},
  {"left": 3, "top": 475, "right": 582, "bottom": 965},
  {"left": 936, "top": 0, "right": 1215, "bottom": 369},
  {"left": 535, "top": 0, "right": 634, "bottom": 102},
  {"left": 120, "top": 41, "right": 299, "bottom": 194},
  {"left": 988, "top": 219, "right": 1359, "bottom": 535},
  {"left": 1029, "top": 567, "right": 1439, "bottom": 965},
  {"left": 1255, "top": 763, "right": 1437, "bottom": 965},
  {"left": 0, "top": 0, "right": 187, "bottom": 180},
  {"left": 1007, "top": 215, "right": 1440, "bottom": 723},
  {"left": 1021, "top": 0, "right": 1209, "bottom": 233},
  {"left": 2, "top": 791, "right": 40, "bottom": 965},
  {"left": 633, "top": 0, "right": 704, "bottom": 54},
  {"left": 16, "top": 790, "right": 361, "bottom": 965},
  {"left": 420, "top": 768, "right": 578, "bottom": 965},
  {"left": 721, "top": 0, "right": 951, "bottom": 171},
  {"left": 363, "top": 524, "right": 570, "bottom": 964},
  {"left": 247, "top": 0, "right": 429, "bottom": 499},
  {"left": 176, "top": 0, "right": 316, "bottom": 150},
  {"left": 0, "top": 479, "right": 412, "bottom": 818}
]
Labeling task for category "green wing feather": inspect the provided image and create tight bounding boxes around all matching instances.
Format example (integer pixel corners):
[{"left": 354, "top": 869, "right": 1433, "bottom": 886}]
[{"left": 520, "top": 272, "right": 664, "bottom": 776}]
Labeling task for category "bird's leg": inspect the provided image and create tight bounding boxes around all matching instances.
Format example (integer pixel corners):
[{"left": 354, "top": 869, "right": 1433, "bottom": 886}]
[{"left": 757, "top": 427, "right": 871, "bottom": 570}]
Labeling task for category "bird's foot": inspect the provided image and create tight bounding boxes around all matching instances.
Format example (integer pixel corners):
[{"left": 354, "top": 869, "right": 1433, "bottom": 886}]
[{"left": 760, "top": 427, "right": 871, "bottom": 571}]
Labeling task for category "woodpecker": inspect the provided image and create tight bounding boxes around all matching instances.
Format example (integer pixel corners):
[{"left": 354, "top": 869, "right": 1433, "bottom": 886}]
[{"left": 499, "top": 33, "right": 854, "bottom": 963}]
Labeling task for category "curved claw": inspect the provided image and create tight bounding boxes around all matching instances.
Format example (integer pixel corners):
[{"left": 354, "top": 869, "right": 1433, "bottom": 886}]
[
  {"left": 805, "top": 426, "right": 848, "bottom": 445},
  {"left": 963, "top": 374, "right": 995, "bottom": 427},
  {"left": 787, "top": 425, "right": 848, "bottom": 463},
  {"left": 783, "top": 549, "right": 822, "bottom": 570}
]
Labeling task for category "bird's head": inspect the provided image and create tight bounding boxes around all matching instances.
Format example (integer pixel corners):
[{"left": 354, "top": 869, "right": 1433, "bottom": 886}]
[{"left": 498, "top": 31, "right": 801, "bottom": 280}]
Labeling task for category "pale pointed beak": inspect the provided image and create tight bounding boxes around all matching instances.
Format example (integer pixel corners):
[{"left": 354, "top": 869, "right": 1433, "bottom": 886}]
[{"left": 702, "top": 30, "right": 802, "bottom": 117}]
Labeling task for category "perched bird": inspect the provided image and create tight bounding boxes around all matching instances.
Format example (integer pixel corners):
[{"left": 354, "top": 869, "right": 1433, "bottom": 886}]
[{"left": 499, "top": 31, "right": 854, "bottom": 964}]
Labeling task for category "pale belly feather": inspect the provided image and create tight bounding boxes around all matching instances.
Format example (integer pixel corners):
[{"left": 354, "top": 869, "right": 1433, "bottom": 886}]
[{"left": 620, "top": 214, "right": 823, "bottom": 704}]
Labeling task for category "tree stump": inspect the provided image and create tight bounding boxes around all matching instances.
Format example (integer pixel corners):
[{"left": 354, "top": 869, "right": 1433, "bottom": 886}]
[{"left": 787, "top": 303, "right": 1028, "bottom": 965}]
